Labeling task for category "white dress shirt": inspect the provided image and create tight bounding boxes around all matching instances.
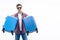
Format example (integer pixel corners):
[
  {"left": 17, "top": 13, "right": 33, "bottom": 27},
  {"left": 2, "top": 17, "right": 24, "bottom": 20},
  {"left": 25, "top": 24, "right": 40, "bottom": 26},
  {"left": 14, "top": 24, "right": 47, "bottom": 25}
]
[{"left": 18, "top": 13, "right": 22, "bottom": 31}]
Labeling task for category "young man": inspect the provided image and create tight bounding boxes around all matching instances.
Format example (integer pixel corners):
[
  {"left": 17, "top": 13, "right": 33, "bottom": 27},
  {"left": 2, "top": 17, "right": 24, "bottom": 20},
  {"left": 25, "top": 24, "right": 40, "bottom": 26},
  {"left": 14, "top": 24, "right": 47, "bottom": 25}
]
[{"left": 13, "top": 4, "right": 28, "bottom": 40}]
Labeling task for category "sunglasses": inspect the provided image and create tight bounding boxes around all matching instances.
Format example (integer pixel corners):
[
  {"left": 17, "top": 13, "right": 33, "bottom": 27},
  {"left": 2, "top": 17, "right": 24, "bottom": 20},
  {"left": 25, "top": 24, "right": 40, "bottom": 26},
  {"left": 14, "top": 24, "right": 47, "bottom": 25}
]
[{"left": 17, "top": 7, "right": 22, "bottom": 9}]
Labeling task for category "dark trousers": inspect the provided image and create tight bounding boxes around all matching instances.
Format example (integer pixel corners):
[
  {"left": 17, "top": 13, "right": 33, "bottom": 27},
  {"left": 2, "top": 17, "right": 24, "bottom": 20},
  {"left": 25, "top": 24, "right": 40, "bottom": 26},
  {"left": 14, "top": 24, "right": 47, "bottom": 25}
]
[{"left": 15, "top": 31, "right": 27, "bottom": 40}]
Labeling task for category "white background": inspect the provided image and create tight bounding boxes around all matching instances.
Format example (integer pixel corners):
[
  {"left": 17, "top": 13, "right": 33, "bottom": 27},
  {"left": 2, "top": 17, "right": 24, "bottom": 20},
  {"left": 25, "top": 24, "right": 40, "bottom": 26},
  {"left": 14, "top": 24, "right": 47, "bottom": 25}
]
[{"left": 0, "top": 0, "right": 60, "bottom": 40}]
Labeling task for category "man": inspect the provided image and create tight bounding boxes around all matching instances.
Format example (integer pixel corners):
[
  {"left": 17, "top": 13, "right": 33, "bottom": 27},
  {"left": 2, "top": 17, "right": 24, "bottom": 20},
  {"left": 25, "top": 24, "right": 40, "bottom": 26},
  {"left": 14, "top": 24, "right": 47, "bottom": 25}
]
[{"left": 13, "top": 4, "right": 28, "bottom": 40}]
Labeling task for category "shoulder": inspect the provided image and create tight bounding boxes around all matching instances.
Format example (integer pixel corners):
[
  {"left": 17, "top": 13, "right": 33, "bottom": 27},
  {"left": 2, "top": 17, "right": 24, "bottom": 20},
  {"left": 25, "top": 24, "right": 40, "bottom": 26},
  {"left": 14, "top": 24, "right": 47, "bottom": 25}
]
[{"left": 22, "top": 12, "right": 28, "bottom": 16}]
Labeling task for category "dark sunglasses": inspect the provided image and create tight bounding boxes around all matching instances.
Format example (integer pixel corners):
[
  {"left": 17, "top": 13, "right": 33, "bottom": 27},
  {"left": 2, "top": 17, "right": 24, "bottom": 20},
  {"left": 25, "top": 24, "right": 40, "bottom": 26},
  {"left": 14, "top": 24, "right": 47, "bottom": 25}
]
[{"left": 17, "top": 7, "right": 22, "bottom": 9}]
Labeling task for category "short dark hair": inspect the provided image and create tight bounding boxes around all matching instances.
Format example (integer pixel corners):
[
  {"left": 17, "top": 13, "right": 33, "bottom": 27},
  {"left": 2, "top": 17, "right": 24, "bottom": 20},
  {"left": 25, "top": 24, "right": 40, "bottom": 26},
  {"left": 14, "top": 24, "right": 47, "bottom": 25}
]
[{"left": 16, "top": 4, "right": 22, "bottom": 7}]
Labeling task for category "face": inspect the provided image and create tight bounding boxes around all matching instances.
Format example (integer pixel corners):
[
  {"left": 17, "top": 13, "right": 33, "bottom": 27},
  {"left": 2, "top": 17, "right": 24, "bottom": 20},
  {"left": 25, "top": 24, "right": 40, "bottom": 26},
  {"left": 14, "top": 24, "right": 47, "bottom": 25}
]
[{"left": 17, "top": 5, "right": 22, "bottom": 11}]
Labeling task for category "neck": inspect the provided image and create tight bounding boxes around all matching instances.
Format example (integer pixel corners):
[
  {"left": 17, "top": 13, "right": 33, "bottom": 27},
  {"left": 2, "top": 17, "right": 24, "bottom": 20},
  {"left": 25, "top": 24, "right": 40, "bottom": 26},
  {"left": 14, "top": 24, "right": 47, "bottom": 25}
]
[{"left": 18, "top": 11, "right": 22, "bottom": 14}]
